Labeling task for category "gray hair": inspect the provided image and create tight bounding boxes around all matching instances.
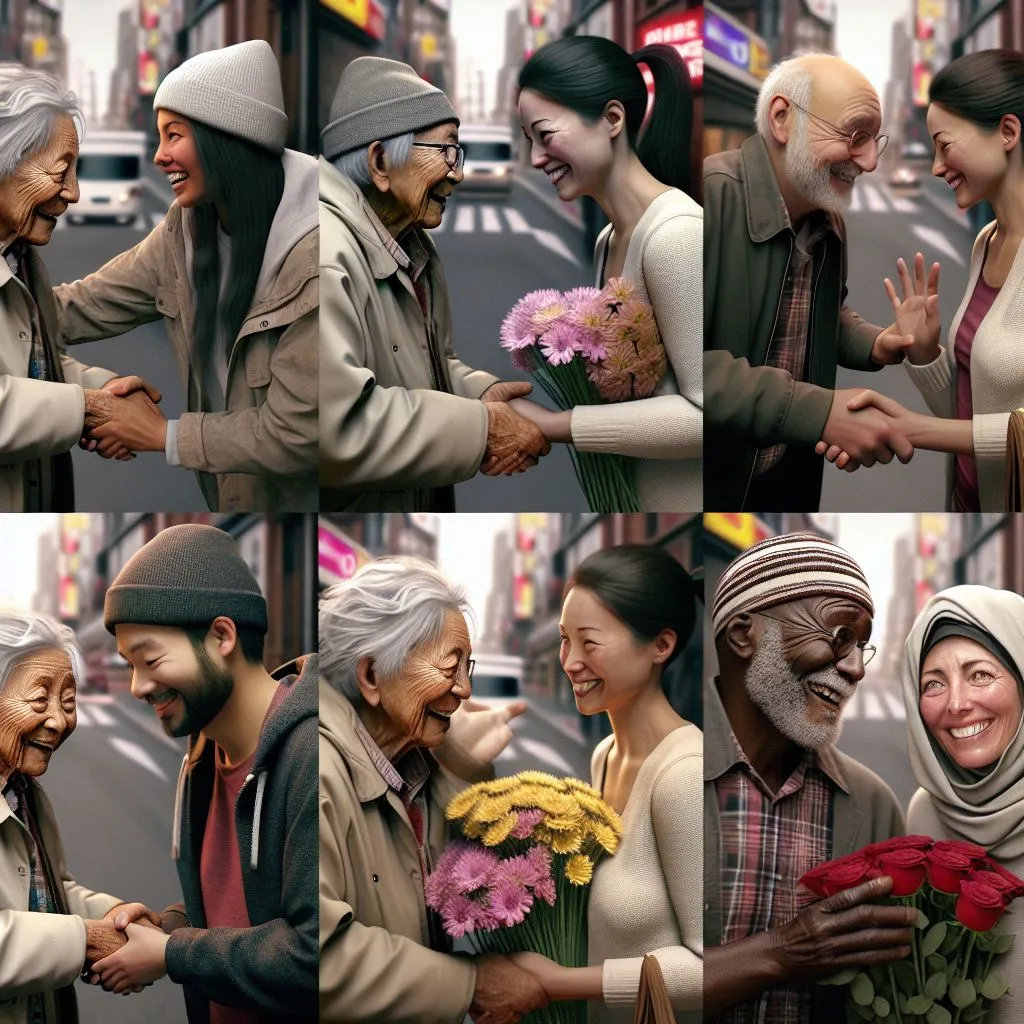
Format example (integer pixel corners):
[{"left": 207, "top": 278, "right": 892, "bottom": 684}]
[
  {"left": 319, "top": 556, "right": 471, "bottom": 702},
  {"left": 0, "top": 64, "right": 84, "bottom": 180},
  {"left": 754, "top": 57, "right": 816, "bottom": 139},
  {"left": 0, "top": 609, "right": 85, "bottom": 692},
  {"left": 332, "top": 131, "right": 415, "bottom": 189}
]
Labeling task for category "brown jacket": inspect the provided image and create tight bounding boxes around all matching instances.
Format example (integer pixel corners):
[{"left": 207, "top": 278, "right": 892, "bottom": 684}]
[{"left": 52, "top": 151, "right": 318, "bottom": 512}]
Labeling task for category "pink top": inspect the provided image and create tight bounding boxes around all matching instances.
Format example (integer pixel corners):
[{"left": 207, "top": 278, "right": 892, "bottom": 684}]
[{"left": 953, "top": 274, "right": 1001, "bottom": 512}]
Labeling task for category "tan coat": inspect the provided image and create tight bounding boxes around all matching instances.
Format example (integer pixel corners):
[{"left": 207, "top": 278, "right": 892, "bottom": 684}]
[
  {"left": 318, "top": 680, "right": 478, "bottom": 1024},
  {"left": 52, "top": 150, "right": 319, "bottom": 512},
  {"left": 0, "top": 777, "right": 121, "bottom": 1024},
  {"left": 0, "top": 248, "right": 116, "bottom": 511},
  {"left": 318, "top": 158, "right": 500, "bottom": 511}
]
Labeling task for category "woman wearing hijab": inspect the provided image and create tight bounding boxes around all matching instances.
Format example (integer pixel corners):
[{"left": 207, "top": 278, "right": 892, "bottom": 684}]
[{"left": 904, "top": 584, "right": 1024, "bottom": 1023}]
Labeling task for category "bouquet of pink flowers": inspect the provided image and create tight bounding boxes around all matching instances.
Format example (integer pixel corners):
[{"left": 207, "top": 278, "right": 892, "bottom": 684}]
[
  {"left": 499, "top": 278, "right": 667, "bottom": 512},
  {"left": 425, "top": 770, "right": 624, "bottom": 1024},
  {"left": 799, "top": 836, "right": 1024, "bottom": 1024}
]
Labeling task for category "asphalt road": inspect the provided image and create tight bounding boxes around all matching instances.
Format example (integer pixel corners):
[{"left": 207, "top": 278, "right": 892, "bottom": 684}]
[
  {"left": 41, "top": 692, "right": 189, "bottom": 1024},
  {"left": 432, "top": 172, "right": 593, "bottom": 512},
  {"left": 821, "top": 176, "right": 975, "bottom": 512}
]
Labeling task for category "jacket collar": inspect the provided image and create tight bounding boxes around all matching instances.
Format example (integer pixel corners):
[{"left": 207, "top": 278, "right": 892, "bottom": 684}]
[{"left": 319, "top": 680, "right": 394, "bottom": 804}]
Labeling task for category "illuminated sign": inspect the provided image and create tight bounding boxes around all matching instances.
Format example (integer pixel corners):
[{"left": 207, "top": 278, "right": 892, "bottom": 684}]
[
  {"left": 320, "top": 0, "right": 386, "bottom": 42},
  {"left": 637, "top": 9, "right": 703, "bottom": 89},
  {"left": 703, "top": 513, "right": 773, "bottom": 551},
  {"left": 318, "top": 525, "right": 371, "bottom": 584}
]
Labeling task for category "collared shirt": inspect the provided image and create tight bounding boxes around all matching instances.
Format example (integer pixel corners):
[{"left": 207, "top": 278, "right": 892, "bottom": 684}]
[
  {"left": 711, "top": 701, "right": 848, "bottom": 1024},
  {"left": 754, "top": 207, "right": 831, "bottom": 476}
]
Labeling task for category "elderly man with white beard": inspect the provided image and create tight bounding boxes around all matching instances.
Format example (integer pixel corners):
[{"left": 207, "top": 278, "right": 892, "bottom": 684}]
[
  {"left": 702, "top": 533, "right": 918, "bottom": 1024},
  {"left": 703, "top": 54, "right": 932, "bottom": 512}
]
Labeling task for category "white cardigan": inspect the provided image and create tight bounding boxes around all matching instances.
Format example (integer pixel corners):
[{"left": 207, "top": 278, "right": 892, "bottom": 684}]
[
  {"left": 904, "top": 221, "right": 1024, "bottom": 510},
  {"left": 570, "top": 188, "right": 703, "bottom": 512}
]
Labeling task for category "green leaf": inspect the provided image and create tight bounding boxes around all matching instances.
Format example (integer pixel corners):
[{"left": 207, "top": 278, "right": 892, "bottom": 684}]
[
  {"left": 978, "top": 970, "right": 1010, "bottom": 1000},
  {"left": 922, "top": 922, "right": 948, "bottom": 957},
  {"left": 851, "top": 972, "right": 875, "bottom": 1006},
  {"left": 925, "top": 953, "right": 948, "bottom": 976},
  {"left": 916, "top": 909, "right": 930, "bottom": 928},
  {"left": 873, "top": 996, "right": 891, "bottom": 1017},
  {"left": 821, "top": 967, "right": 859, "bottom": 986},
  {"left": 851, "top": 1000, "right": 875, "bottom": 1021},
  {"left": 948, "top": 978, "right": 977, "bottom": 1008},
  {"left": 962, "top": 1001, "right": 987, "bottom": 1022},
  {"left": 924, "top": 973, "right": 947, "bottom": 1000},
  {"left": 892, "top": 959, "right": 918, "bottom": 995},
  {"left": 993, "top": 932, "right": 1015, "bottom": 954},
  {"left": 905, "top": 995, "right": 934, "bottom": 1014},
  {"left": 926, "top": 1004, "right": 952, "bottom": 1024}
]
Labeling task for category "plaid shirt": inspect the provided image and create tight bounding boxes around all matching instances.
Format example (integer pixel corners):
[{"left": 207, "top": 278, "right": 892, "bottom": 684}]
[
  {"left": 711, "top": 726, "right": 848, "bottom": 1024},
  {"left": 4, "top": 245, "right": 52, "bottom": 382},
  {"left": 754, "top": 209, "right": 830, "bottom": 475}
]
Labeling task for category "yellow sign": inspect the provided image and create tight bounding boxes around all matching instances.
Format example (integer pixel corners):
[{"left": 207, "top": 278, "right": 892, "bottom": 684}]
[
  {"left": 749, "top": 39, "right": 770, "bottom": 81},
  {"left": 320, "top": 0, "right": 368, "bottom": 27},
  {"left": 32, "top": 36, "right": 49, "bottom": 59},
  {"left": 421, "top": 33, "right": 437, "bottom": 59},
  {"left": 703, "top": 513, "right": 772, "bottom": 552}
]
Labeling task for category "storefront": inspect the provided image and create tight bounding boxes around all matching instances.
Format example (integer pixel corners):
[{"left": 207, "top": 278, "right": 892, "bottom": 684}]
[
  {"left": 952, "top": 0, "right": 1024, "bottom": 56},
  {"left": 318, "top": 0, "right": 387, "bottom": 135}
]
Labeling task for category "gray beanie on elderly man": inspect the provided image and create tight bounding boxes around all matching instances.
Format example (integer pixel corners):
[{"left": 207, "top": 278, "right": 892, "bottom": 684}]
[
  {"left": 154, "top": 40, "right": 287, "bottom": 154},
  {"left": 104, "top": 524, "right": 267, "bottom": 635},
  {"left": 321, "top": 56, "right": 459, "bottom": 161}
]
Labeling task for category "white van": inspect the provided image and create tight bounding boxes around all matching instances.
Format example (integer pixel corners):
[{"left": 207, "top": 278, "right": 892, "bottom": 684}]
[
  {"left": 471, "top": 653, "right": 524, "bottom": 697},
  {"left": 458, "top": 125, "right": 515, "bottom": 194},
  {"left": 69, "top": 130, "right": 148, "bottom": 225}
]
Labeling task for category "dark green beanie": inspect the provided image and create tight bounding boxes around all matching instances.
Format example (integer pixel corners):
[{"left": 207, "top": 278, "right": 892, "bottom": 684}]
[{"left": 104, "top": 524, "right": 268, "bottom": 635}]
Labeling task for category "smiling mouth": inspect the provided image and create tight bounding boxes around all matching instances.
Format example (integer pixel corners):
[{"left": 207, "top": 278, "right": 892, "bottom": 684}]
[
  {"left": 427, "top": 705, "right": 458, "bottom": 723},
  {"left": 831, "top": 169, "right": 857, "bottom": 185},
  {"left": 808, "top": 681, "right": 845, "bottom": 707},
  {"left": 547, "top": 165, "right": 569, "bottom": 185},
  {"left": 950, "top": 720, "right": 992, "bottom": 739},
  {"left": 430, "top": 190, "right": 450, "bottom": 205},
  {"left": 167, "top": 171, "right": 189, "bottom": 186},
  {"left": 147, "top": 690, "right": 179, "bottom": 715},
  {"left": 947, "top": 174, "right": 964, "bottom": 190},
  {"left": 26, "top": 739, "right": 55, "bottom": 753},
  {"left": 35, "top": 210, "right": 59, "bottom": 224},
  {"left": 572, "top": 678, "right": 602, "bottom": 697}
]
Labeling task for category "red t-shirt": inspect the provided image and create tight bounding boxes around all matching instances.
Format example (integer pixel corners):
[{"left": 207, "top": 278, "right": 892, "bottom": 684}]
[{"left": 200, "top": 684, "right": 287, "bottom": 1024}]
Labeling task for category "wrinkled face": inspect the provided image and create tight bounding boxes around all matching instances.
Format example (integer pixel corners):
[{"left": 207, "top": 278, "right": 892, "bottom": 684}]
[
  {"left": 927, "top": 103, "right": 1017, "bottom": 210},
  {"left": 919, "top": 636, "right": 1023, "bottom": 770},
  {"left": 116, "top": 623, "right": 233, "bottom": 738},
  {"left": 386, "top": 121, "right": 462, "bottom": 230},
  {"left": 0, "top": 114, "right": 79, "bottom": 247},
  {"left": 744, "top": 597, "right": 872, "bottom": 750},
  {"left": 519, "top": 88, "right": 613, "bottom": 202},
  {"left": 0, "top": 648, "right": 76, "bottom": 780},
  {"left": 559, "top": 586, "right": 669, "bottom": 716},
  {"left": 376, "top": 609, "right": 473, "bottom": 750},
  {"left": 154, "top": 110, "right": 206, "bottom": 207}
]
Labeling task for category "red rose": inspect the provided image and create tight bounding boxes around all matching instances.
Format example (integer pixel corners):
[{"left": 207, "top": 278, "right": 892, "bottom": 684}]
[
  {"left": 799, "top": 855, "right": 875, "bottom": 898},
  {"left": 861, "top": 835, "right": 932, "bottom": 858},
  {"left": 980, "top": 860, "right": 1024, "bottom": 900},
  {"left": 972, "top": 870, "right": 1015, "bottom": 904},
  {"left": 956, "top": 880, "right": 1007, "bottom": 931},
  {"left": 876, "top": 849, "right": 928, "bottom": 897},
  {"left": 820, "top": 857, "right": 881, "bottom": 897},
  {"left": 926, "top": 847, "right": 974, "bottom": 894},
  {"left": 934, "top": 839, "right": 988, "bottom": 862}
]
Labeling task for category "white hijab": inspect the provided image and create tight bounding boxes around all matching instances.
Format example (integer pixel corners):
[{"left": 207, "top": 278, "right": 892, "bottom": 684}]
[{"left": 903, "top": 585, "right": 1024, "bottom": 859}]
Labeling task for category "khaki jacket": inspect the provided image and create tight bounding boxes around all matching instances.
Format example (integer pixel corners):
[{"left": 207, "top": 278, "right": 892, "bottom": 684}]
[
  {"left": 0, "top": 248, "right": 116, "bottom": 511},
  {"left": 318, "top": 158, "right": 499, "bottom": 512},
  {"left": 318, "top": 681, "right": 479, "bottom": 1024},
  {"left": 0, "top": 777, "right": 121, "bottom": 1024},
  {"left": 52, "top": 150, "right": 319, "bottom": 512}
]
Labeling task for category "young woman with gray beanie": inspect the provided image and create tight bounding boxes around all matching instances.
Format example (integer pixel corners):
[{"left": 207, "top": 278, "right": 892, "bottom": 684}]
[{"left": 49, "top": 40, "right": 317, "bottom": 514}]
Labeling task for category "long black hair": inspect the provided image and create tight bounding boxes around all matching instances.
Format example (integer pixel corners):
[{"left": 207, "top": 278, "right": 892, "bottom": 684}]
[
  {"left": 189, "top": 120, "right": 285, "bottom": 369},
  {"left": 518, "top": 36, "right": 693, "bottom": 195},
  {"left": 930, "top": 49, "right": 1024, "bottom": 141},
  {"left": 565, "top": 545, "right": 698, "bottom": 667}
]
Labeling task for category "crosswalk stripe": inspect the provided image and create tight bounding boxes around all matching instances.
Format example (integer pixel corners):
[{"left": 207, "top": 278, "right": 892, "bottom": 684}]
[
  {"left": 503, "top": 208, "right": 532, "bottom": 233},
  {"left": 89, "top": 704, "right": 117, "bottom": 726},
  {"left": 76, "top": 705, "right": 93, "bottom": 726},
  {"left": 481, "top": 205, "right": 502, "bottom": 233},
  {"left": 109, "top": 737, "right": 167, "bottom": 781},
  {"left": 850, "top": 189, "right": 863, "bottom": 212},
  {"left": 844, "top": 687, "right": 906, "bottom": 720},
  {"left": 453, "top": 205, "right": 474, "bottom": 233},
  {"left": 865, "top": 691, "right": 886, "bottom": 719},
  {"left": 889, "top": 193, "right": 917, "bottom": 214},
  {"left": 883, "top": 690, "right": 906, "bottom": 719},
  {"left": 912, "top": 223, "right": 966, "bottom": 267},
  {"left": 506, "top": 736, "right": 577, "bottom": 775},
  {"left": 863, "top": 184, "right": 888, "bottom": 212}
]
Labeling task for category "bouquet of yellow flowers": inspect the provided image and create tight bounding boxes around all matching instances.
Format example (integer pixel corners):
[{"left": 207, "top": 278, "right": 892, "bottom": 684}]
[{"left": 425, "top": 770, "right": 624, "bottom": 1024}]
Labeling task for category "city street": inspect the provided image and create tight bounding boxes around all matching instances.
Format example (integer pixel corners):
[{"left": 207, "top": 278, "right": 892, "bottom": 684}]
[
  {"left": 42, "top": 691, "right": 188, "bottom": 1024},
  {"left": 43, "top": 171, "right": 206, "bottom": 511},
  {"left": 485, "top": 696, "right": 595, "bottom": 782},
  {"left": 821, "top": 175, "right": 975, "bottom": 511},
  {"left": 434, "top": 171, "right": 593, "bottom": 512}
]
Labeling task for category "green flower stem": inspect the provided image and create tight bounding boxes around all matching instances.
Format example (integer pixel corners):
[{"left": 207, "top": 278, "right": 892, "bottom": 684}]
[
  {"left": 960, "top": 931, "right": 976, "bottom": 982},
  {"left": 887, "top": 964, "right": 903, "bottom": 1024},
  {"left": 910, "top": 894, "right": 924, "bottom": 990}
]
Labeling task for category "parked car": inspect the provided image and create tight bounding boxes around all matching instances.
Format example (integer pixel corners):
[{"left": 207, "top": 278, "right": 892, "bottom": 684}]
[
  {"left": 68, "top": 130, "right": 148, "bottom": 225},
  {"left": 470, "top": 653, "right": 523, "bottom": 698},
  {"left": 890, "top": 164, "right": 921, "bottom": 193},
  {"left": 458, "top": 125, "right": 515, "bottom": 194}
]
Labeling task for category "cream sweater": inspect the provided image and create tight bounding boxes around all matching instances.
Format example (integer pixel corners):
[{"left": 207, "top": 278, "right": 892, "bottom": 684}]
[
  {"left": 571, "top": 188, "right": 703, "bottom": 512},
  {"left": 904, "top": 221, "right": 1024, "bottom": 510},
  {"left": 587, "top": 724, "right": 703, "bottom": 1024}
]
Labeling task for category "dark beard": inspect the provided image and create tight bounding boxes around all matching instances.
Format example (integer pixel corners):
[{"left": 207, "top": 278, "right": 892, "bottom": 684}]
[{"left": 165, "top": 645, "right": 234, "bottom": 738}]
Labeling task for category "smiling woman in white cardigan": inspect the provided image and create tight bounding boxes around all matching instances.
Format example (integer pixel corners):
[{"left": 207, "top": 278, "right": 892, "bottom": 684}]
[{"left": 509, "top": 546, "right": 703, "bottom": 1024}]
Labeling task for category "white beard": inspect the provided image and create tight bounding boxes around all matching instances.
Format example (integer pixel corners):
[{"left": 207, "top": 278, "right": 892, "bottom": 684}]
[{"left": 784, "top": 118, "right": 858, "bottom": 215}]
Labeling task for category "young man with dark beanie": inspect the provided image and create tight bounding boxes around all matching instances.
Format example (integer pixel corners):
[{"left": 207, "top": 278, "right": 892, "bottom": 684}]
[{"left": 88, "top": 522, "right": 317, "bottom": 1024}]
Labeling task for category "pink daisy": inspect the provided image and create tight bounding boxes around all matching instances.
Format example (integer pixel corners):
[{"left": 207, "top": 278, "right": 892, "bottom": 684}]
[
  {"left": 452, "top": 846, "right": 500, "bottom": 894},
  {"left": 500, "top": 289, "right": 564, "bottom": 351},
  {"left": 489, "top": 880, "right": 534, "bottom": 927},
  {"left": 533, "top": 875, "right": 558, "bottom": 906},
  {"left": 539, "top": 320, "right": 584, "bottom": 366},
  {"left": 510, "top": 809, "right": 545, "bottom": 840},
  {"left": 441, "top": 894, "right": 482, "bottom": 939}
]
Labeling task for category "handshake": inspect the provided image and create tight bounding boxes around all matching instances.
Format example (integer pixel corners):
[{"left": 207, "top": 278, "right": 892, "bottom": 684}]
[
  {"left": 477, "top": 381, "right": 559, "bottom": 477},
  {"left": 815, "top": 388, "right": 921, "bottom": 471},
  {"left": 81, "top": 375, "right": 169, "bottom": 460}
]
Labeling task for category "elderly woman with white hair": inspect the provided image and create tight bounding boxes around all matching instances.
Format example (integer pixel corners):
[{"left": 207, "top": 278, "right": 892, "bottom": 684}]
[
  {"left": 0, "top": 609, "right": 160, "bottom": 1023},
  {"left": 0, "top": 64, "right": 161, "bottom": 512},
  {"left": 318, "top": 556, "right": 550, "bottom": 1024},
  {"left": 318, "top": 57, "right": 550, "bottom": 513}
]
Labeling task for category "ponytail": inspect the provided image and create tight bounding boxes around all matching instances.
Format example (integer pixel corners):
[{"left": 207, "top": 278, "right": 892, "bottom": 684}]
[{"left": 632, "top": 44, "right": 693, "bottom": 196}]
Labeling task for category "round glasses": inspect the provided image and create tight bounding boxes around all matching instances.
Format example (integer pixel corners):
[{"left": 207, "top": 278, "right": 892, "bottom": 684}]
[
  {"left": 756, "top": 609, "right": 877, "bottom": 666},
  {"left": 412, "top": 141, "right": 465, "bottom": 172},
  {"left": 788, "top": 100, "right": 889, "bottom": 159}
]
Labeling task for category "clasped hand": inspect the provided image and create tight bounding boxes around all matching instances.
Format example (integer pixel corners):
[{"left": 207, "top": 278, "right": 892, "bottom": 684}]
[
  {"left": 80, "top": 375, "right": 168, "bottom": 461},
  {"left": 478, "top": 381, "right": 554, "bottom": 476}
]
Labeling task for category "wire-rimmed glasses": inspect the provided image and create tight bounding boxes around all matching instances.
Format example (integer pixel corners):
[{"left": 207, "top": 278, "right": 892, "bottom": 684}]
[
  {"left": 755, "top": 608, "right": 877, "bottom": 666},
  {"left": 788, "top": 100, "right": 889, "bottom": 159}
]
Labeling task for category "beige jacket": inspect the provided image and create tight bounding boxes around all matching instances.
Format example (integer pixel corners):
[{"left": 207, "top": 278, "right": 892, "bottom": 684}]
[
  {"left": 0, "top": 247, "right": 116, "bottom": 511},
  {"left": 52, "top": 150, "right": 319, "bottom": 512},
  {"left": 0, "top": 777, "right": 121, "bottom": 1024},
  {"left": 318, "top": 158, "right": 499, "bottom": 511},
  {"left": 318, "top": 680, "right": 479, "bottom": 1024}
]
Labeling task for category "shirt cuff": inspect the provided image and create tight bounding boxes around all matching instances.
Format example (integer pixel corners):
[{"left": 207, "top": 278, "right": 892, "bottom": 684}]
[{"left": 165, "top": 419, "right": 181, "bottom": 466}]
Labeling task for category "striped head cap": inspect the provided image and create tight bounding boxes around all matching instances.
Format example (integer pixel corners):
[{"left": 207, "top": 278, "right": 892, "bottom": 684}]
[{"left": 712, "top": 532, "right": 873, "bottom": 635}]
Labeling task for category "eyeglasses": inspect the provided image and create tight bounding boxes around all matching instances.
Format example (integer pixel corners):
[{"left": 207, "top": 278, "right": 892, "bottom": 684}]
[
  {"left": 788, "top": 100, "right": 889, "bottom": 159},
  {"left": 412, "top": 142, "right": 465, "bottom": 172},
  {"left": 756, "top": 609, "right": 877, "bottom": 667}
]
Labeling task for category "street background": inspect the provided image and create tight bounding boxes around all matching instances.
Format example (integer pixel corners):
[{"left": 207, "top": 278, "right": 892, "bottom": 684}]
[{"left": 0, "top": 512, "right": 317, "bottom": 1024}]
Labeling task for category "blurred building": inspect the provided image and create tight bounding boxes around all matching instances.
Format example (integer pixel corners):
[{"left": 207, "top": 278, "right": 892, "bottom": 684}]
[
  {"left": 107, "top": 5, "right": 139, "bottom": 129},
  {"left": 951, "top": 514, "right": 1024, "bottom": 596},
  {"left": 951, "top": 0, "right": 1023, "bottom": 59},
  {"left": 0, "top": 0, "right": 64, "bottom": 76},
  {"left": 318, "top": 513, "right": 439, "bottom": 589},
  {"left": 879, "top": 530, "right": 916, "bottom": 684},
  {"left": 480, "top": 529, "right": 516, "bottom": 653},
  {"left": 884, "top": 16, "right": 913, "bottom": 152}
]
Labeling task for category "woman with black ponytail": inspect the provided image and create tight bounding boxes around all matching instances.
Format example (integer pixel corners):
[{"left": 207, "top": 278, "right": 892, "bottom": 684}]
[{"left": 510, "top": 37, "right": 702, "bottom": 512}]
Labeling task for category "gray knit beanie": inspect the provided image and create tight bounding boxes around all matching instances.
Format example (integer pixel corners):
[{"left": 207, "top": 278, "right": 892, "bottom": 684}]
[
  {"left": 321, "top": 56, "right": 459, "bottom": 161},
  {"left": 104, "top": 524, "right": 268, "bottom": 635},
  {"left": 154, "top": 40, "right": 287, "bottom": 154}
]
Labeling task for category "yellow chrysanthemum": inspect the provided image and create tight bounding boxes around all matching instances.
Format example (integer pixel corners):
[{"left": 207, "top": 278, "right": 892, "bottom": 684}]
[
  {"left": 565, "top": 854, "right": 595, "bottom": 886},
  {"left": 481, "top": 813, "right": 518, "bottom": 847},
  {"left": 515, "top": 770, "right": 567, "bottom": 790},
  {"left": 574, "top": 791, "right": 613, "bottom": 819},
  {"left": 550, "top": 830, "right": 585, "bottom": 855},
  {"left": 446, "top": 787, "right": 481, "bottom": 821},
  {"left": 507, "top": 784, "right": 546, "bottom": 808},
  {"left": 484, "top": 776, "right": 519, "bottom": 794},
  {"left": 564, "top": 778, "right": 602, "bottom": 798},
  {"left": 462, "top": 818, "right": 488, "bottom": 840},
  {"left": 469, "top": 796, "right": 514, "bottom": 825},
  {"left": 544, "top": 814, "right": 583, "bottom": 833},
  {"left": 590, "top": 822, "right": 621, "bottom": 855}
]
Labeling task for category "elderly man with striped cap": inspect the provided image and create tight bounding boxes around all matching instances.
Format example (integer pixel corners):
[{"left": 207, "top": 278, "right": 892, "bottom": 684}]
[{"left": 702, "top": 533, "right": 917, "bottom": 1024}]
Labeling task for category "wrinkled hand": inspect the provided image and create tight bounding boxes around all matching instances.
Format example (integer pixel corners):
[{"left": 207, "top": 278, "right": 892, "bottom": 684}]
[
  {"left": 83, "top": 919, "right": 126, "bottom": 970},
  {"left": 80, "top": 376, "right": 163, "bottom": 459},
  {"left": 481, "top": 381, "right": 534, "bottom": 403},
  {"left": 470, "top": 954, "right": 550, "bottom": 1024},
  {"left": 769, "top": 877, "right": 917, "bottom": 982},
  {"left": 481, "top": 402, "right": 551, "bottom": 476},
  {"left": 816, "top": 388, "right": 914, "bottom": 471},
  {"left": 508, "top": 952, "right": 566, "bottom": 991},
  {"left": 83, "top": 387, "right": 168, "bottom": 456},
  {"left": 91, "top": 922, "right": 169, "bottom": 995},
  {"left": 106, "top": 902, "right": 163, "bottom": 932},
  {"left": 881, "top": 252, "right": 941, "bottom": 365},
  {"left": 445, "top": 699, "right": 528, "bottom": 765}
]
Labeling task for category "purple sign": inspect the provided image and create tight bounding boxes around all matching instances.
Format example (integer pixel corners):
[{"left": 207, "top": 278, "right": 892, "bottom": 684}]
[{"left": 705, "top": 10, "right": 751, "bottom": 72}]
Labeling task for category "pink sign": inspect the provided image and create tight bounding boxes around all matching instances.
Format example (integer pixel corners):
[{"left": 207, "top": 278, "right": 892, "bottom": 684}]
[{"left": 319, "top": 527, "right": 362, "bottom": 580}]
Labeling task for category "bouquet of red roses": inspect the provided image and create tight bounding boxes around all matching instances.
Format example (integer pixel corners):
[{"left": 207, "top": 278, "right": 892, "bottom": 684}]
[{"left": 799, "top": 836, "right": 1024, "bottom": 1024}]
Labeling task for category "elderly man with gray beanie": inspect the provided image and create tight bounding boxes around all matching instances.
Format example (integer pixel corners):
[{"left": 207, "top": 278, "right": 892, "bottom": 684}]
[
  {"left": 88, "top": 523, "right": 318, "bottom": 1023},
  {"left": 319, "top": 56, "right": 551, "bottom": 513}
]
